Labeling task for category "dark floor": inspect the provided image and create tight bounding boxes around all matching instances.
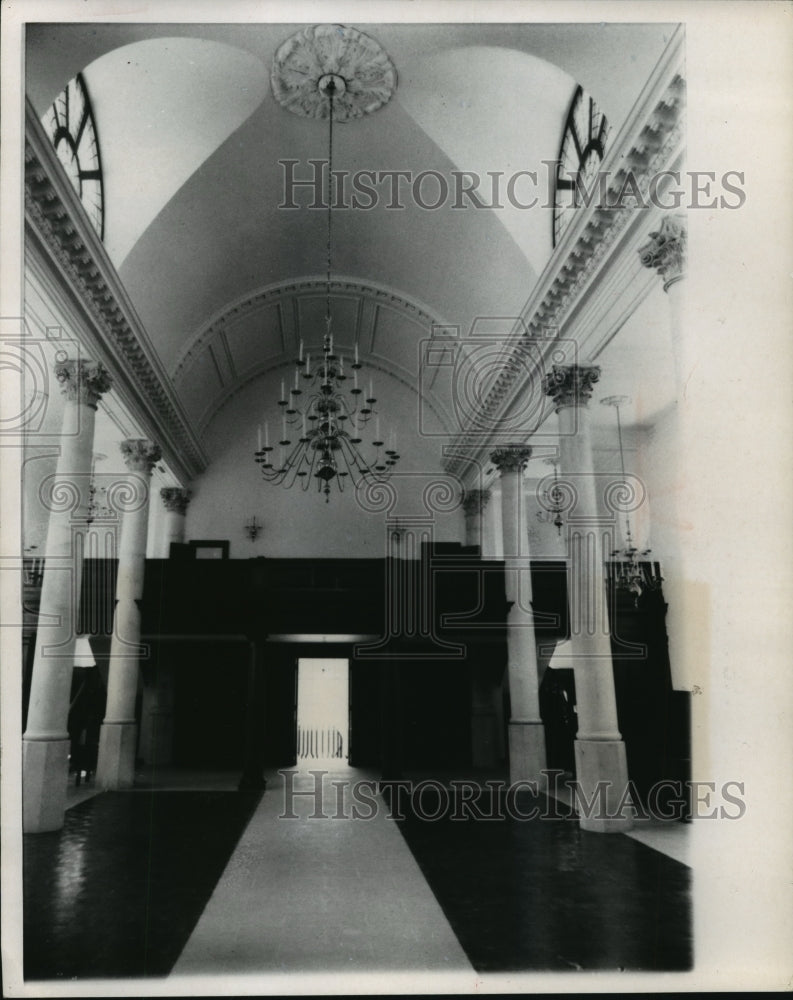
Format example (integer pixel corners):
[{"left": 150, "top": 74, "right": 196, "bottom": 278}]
[
  {"left": 23, "top": 790, "right": 262, "bottom": 980},
  {"left": 392, "top": 783, "right": 693, "bottom": 972},
  {"left": 23, "top": 780, "right": 692, "bottom": 980}
]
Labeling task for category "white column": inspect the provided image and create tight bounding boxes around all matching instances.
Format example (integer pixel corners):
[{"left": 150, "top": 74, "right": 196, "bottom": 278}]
[
  {"left": 543, "top": 365, "right": 631, "bottom": 832},
  {"left": 491, "top": 445, "right": 546, "bottom": 784},
  {"left": 96, "top": 438, "right": 161, "bottom": 789},
  {"left": 461, "top": 488, "right": 490, "bottom": 550},
  {"left": 639, "top": 215, "right": 686, "bottom": 388},
  {"left": 160, "top": 486, "right": 191, "bottom": 555},
  {"left": 638, "top": 216, "right": 690, "bottom": 690},
  {"left": 23, "top": 359, "right": 112, "bottom": 832}
]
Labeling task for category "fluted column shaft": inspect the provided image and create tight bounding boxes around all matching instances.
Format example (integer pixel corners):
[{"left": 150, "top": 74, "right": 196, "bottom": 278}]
[
  {"left": 96, "top": 439, "right": 161, "bottom": 789},
  {"left": 543, "top": 364, "right": 631, "bottom": 832},
  {"left": 491, "top": 445, "right": 546, "bottom": 783}
]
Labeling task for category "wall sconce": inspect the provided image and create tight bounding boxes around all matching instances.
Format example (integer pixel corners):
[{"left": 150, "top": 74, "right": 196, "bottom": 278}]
[{"left": 244, "top": 516, "right": 263, "bottom": 541}]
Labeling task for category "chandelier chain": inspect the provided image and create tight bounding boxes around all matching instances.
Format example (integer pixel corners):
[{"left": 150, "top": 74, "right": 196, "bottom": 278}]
[
  {"left": 613, "top": 400, "right": 634, "bottom": 550},
  {"left": 326, "top": 84, "right": 334, "bottom": 326}
]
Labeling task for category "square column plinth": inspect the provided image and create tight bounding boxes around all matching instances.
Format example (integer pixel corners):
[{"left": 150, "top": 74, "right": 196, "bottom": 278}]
[
  {"left": 574, "top": 739, "right": 634, "bottom": 832},
  {"left": 96, "top": 722, "right": 138, "bottom": 789},
  {"left": 23, "top": 738, "right": 70, "bottom": 833},
  {"left": 508, "top": 720, "right": 546, "bottom": 785}
]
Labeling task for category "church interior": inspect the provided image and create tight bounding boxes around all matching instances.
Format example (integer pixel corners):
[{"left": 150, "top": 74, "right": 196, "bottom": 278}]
[{"left": 3, "top": 9, "right": 791, "bottom": 996}]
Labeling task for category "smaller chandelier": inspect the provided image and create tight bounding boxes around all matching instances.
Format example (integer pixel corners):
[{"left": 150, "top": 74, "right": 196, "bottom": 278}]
[
  {"left": 244, "top": 516, "right": 263, "bottom": 541},
  {"left": 536, "top": 456, "right": 565, "bottom": 536},
  {"left": 601, "top": 396, "right": 663, "bottom": 603}
]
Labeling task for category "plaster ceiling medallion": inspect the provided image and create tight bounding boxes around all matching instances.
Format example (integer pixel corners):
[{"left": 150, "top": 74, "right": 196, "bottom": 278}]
[{"left": 270, "top": 24, "right": 397, "bottom": 121}]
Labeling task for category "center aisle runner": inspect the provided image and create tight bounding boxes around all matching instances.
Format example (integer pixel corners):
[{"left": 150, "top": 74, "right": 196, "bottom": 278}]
[{"left": 171, "top": 767, "right": 473, "bottom": 975}]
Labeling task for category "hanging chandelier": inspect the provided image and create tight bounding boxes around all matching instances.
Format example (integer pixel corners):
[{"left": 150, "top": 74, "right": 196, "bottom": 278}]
[
  {"left": 536, "top": 456, "right": 565, "bottom": 536},
  {"left": 256, "top": 30, "right": 400, "bottom": 501},
  {"left": 600, "top": 396, "right": 663, "bottom": 603}
]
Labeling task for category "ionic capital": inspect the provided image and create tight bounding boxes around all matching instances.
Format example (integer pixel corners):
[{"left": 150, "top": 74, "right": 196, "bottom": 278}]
[
  {"left": 54, "top": 358, "right": 113, "bottom": 409},
  {"left": 490, "top": 445, "right": 533, "bottom": 474},
  {"left": 160, "top": 486, "right": 191, "bottom": 515},
  {"left": 120, "top": 438, "right": 161, "bottom": 474},
  {"left": 462, "top": 488, "right": 491, "bottom": 516},
  {"left": 542, "top": 364, "right": 600, "bottom": 411},
  {"left": 638, "top": 214, "right": 687, "bottom": 290}
]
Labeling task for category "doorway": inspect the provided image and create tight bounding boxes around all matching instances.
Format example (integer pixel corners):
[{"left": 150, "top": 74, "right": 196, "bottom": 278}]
[{"left": 296, "top": 658, "right": 349, "bottom": 766}]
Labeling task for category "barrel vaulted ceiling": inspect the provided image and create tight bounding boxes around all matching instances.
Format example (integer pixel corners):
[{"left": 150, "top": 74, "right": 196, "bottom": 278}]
[{"left": 25, "top": 21, "right": 677, "bottom": 469}]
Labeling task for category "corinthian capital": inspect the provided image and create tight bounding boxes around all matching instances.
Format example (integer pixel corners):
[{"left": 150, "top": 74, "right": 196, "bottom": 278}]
[
  {"left": 54, "top": 359, "right": 113, "bottom": 409},
  {"left": 462, "top": 488, "right": 491, "bottom": 516},
  {"left": 490, "top": 445, "right": 532, "bottom": 474},
  {"left": 120, "top": 438, "right": 162, "bottom": 474},
  {"left": 638, "top": 214, "right": 687, "bottom": 289},
  {"left": 160, "top": 486, "right": 191, "bottom": 515},
  {"left": 542, "top": 364, "right": 600, "bottom": 411}
]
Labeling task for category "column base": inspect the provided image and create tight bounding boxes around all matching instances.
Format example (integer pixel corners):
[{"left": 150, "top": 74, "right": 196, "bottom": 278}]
[
  {"left": 96, "top": 721, "right": 138, "bottom": 790},
  {"left": 573, "top": 738, "right": 634, "bottom": 833},
  {"left": 508, "top": 720, "right": 546, "bottom": 785},
  {"left": 23, "top": 737, "right": 70, "bottom": 833}
]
